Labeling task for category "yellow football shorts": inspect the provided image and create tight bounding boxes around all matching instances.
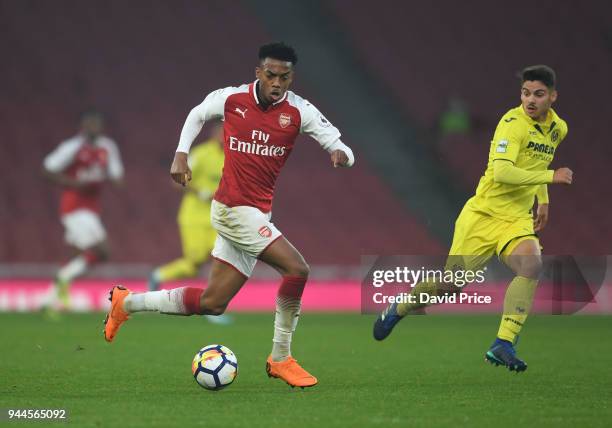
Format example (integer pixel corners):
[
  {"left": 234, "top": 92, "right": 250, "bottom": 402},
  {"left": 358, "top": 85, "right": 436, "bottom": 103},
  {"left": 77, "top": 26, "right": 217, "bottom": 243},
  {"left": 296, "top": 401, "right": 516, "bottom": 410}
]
[
  {"left": 447, "top": 205, "right": 538, "bottom": 271},
  {"left": 178, "top": 221, "right": 217, "bottom": 265}
]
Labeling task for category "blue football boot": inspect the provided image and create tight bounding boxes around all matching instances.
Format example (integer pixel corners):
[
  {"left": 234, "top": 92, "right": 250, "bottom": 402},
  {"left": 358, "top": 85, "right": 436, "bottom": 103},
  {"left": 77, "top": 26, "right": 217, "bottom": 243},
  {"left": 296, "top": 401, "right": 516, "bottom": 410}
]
[
  {"left": 485, "top": 338, "right": 527, "bottom": 372},
  {"left": 373, "top": 302, "right": 404, "bottom": 341}
]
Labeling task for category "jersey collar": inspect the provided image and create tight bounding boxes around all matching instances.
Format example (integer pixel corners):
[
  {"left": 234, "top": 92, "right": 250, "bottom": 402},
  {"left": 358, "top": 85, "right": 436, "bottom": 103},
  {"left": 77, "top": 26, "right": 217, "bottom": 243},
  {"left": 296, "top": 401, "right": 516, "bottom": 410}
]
[
  {"left": 79, "top": 133, "right": 101, "bottom": 145},
  {"left": 252, "top": 80, "right": 288, "bottom": 106},
  {"left": 517, "top": 105, "right": 558, "bottom": 135}
]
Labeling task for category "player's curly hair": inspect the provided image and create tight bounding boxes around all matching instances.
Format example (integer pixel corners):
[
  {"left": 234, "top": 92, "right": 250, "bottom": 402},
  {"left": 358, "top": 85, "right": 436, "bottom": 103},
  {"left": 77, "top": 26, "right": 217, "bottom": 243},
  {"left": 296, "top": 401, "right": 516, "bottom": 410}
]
[
  {"left": 521, "top": 65, "right": 556, "bottom": 89},
  {"left": 258, "top": 42, "right": 298, "bottom": 66}
]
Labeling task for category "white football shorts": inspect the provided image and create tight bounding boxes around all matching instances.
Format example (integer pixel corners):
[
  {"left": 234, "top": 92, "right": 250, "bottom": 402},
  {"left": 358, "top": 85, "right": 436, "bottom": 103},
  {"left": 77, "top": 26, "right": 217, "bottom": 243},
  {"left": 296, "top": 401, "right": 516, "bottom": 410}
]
[
  {"left": 61, "top": 209, "right": 107, "bottom": 250},
  {"left": 210, "top": 200, "right": 282, "bottom": 277}
]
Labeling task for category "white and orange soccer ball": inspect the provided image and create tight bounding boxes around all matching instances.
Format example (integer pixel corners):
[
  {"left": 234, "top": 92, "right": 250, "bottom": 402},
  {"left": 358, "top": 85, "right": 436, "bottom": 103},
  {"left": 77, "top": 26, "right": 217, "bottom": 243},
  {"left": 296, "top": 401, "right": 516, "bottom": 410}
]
[{"left": 192, "top": 344, "right": 238, "bottom": 390}]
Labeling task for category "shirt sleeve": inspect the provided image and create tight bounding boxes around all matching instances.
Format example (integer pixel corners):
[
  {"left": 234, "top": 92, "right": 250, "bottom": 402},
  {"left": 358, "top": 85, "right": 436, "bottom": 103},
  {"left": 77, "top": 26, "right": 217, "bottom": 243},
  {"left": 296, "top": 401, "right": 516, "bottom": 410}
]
[
  {"left": 176, "top": 87, "right": 235, "bottom": 154},
  {"left": 104, "top": 139, "right": 124, "bottom": 180},
  {"left": 536, "top": 184, "right": 549, "bottom": 204},
  {"left": 559, "top": 119, "right": 569, "bottom": 144},
  {"left": 491, "top": 118, "right": 524, "bottom": 164},
  {"left": 298, "top": 99, "right": 354, "bottom": 167},
  {"left": 493, "top": 160, "right": 554, "bottom": 185},
  {"left": 43, "top": 139, "right": 81, "bottom": 173}
]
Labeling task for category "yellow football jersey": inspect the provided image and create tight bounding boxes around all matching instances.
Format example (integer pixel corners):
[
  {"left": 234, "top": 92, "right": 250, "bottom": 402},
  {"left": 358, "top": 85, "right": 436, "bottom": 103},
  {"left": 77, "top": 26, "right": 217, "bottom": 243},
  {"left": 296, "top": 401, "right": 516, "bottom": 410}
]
[
  {"left": 178, "top": 140, "right": 224, "bottom": 224},
  {"left": 467, "top": 105, "right": 568, "bottom": 221}
]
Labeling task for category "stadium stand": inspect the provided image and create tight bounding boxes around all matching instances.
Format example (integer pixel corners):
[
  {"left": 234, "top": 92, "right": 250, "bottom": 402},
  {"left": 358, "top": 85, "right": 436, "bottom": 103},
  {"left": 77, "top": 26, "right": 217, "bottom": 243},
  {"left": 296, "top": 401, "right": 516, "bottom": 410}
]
[
  {"left": 330, "top": 0, "right": 612, "bottom": 254},
  {"left": 0, "top": 0, "right": 444, "bottom": 267}
]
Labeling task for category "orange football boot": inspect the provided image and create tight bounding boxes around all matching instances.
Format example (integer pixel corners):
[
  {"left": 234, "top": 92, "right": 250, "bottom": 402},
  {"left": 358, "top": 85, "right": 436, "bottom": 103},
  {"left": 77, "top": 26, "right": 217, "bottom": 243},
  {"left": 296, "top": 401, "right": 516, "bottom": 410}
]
[
  {"left": 103, "top": 286, "right": 130, "bottom": 342},
  {"left": 266, "top": 355, "right": 318, "bottom": 388}
]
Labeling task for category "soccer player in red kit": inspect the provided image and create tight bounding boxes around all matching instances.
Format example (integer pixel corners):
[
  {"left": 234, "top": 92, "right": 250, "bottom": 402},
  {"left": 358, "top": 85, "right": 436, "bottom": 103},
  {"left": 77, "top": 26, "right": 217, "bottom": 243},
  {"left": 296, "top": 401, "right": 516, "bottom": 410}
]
[
  {"left": 43, "top": 110, "right": 123, "bottom": 311},
  {"left": 103, "top": 43, "right": 355, "bottom": 387}
]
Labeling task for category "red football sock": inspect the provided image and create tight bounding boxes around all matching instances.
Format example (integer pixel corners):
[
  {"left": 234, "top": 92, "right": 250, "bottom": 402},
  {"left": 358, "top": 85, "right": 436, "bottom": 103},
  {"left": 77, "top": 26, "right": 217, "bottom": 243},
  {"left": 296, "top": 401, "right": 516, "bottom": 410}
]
[
  {"left": 83, "top": 250, "right": 100, "bottom": 265},
  {"left": 183, "top": 287, "right": 205, "bottom": 314},
  {"left": 278, "top": 275, "right": 307, "bottom": 300}
]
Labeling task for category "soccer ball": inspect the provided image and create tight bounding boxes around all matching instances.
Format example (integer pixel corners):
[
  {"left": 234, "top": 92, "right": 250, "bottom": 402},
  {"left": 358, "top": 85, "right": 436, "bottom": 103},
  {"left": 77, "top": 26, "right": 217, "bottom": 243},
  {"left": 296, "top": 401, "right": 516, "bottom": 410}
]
[{"left": 192, "top": 344, "right": 238, "bottom": 390}]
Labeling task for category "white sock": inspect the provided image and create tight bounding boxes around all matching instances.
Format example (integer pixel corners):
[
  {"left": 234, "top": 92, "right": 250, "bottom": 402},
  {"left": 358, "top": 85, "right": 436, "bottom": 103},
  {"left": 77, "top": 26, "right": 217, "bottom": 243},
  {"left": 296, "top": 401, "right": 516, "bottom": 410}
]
[
  {"left": 39, "top": 284, "right": 59, "bottom": 307},
  {"left": 57, "top": 256, "right": 88, "bottom": 283},
  {"left": 271, "top": 294, "right": 301, "bottom": 361},
  {"left": 123, "top": 289, "right": 188, "bottom": 315}
]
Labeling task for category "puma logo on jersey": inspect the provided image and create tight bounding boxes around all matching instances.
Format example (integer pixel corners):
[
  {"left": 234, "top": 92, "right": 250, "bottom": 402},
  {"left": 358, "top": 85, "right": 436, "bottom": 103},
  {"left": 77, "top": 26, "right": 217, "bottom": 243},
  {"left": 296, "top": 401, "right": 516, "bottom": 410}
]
[
  {"left": 235, "top": 107, "right": 247, "bottom": 118},
  {"left": 504, "top": 117, "right": 516, "bottom": 123}
]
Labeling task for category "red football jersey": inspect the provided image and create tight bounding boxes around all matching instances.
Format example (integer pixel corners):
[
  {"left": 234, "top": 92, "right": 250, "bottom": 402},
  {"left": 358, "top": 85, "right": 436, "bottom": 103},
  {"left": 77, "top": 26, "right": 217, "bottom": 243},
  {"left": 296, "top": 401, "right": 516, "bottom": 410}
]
[
  {"left": 43, "top": 135, "right": 123, "bottom": 215},
  {"left": 177, "top": 81, "right": 351, "bottom": 212}
]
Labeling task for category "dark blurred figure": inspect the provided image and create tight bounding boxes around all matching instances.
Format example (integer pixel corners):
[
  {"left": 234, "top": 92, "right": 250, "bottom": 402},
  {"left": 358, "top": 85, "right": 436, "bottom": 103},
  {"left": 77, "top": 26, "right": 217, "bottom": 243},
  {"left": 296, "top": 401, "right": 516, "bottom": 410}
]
[{"left": 438, "top": 96, "right": 471, "bottom": 136}]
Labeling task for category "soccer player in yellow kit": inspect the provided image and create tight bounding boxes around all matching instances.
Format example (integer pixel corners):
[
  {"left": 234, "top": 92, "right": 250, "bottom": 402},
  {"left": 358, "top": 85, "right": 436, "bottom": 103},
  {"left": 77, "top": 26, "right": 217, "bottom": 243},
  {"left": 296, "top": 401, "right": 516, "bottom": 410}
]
[
  {"left": 148, "top": 123, "right": 224, "bottom": 296},
  {"left": 373, "top": 65, "right": 573, "bottom": 372}
]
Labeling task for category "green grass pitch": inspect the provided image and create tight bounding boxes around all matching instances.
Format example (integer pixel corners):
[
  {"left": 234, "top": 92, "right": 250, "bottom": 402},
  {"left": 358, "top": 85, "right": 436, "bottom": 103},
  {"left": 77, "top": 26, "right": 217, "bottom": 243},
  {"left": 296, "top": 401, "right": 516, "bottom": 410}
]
[{"left": 1, "top": 313, "right": 611, "bottom": 427}]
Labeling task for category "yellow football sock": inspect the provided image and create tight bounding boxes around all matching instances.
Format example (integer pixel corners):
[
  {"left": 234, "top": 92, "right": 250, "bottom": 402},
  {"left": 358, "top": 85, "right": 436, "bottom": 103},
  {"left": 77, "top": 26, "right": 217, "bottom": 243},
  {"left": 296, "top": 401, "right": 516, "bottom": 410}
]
[
  {"left": 156, "top": 258, "right": 200, "bottom": 282},
  {"left": 497, "top": 276, "right": 538, "bottom": 342},
  {"left": 397, "top": 281, "right": 440, "bottom": 316}
]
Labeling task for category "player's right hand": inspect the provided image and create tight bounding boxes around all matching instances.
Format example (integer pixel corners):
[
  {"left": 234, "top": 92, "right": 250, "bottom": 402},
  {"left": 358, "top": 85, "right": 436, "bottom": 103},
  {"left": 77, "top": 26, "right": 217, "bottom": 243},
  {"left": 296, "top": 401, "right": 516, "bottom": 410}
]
[
  {"left": 552, "top": 167, "right": 573, "bottom": 185},
  {"left": 170, "top": 152, "right": 192, "bottom": 186}
]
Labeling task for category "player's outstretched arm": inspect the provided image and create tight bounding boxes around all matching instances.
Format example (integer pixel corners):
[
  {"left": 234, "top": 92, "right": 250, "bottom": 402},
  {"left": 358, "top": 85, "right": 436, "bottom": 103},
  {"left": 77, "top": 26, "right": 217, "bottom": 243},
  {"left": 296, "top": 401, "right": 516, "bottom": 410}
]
[
  {"left": 175, "top": 87, "right": 236, "bottom": 154},
  {"left": 171, "top": 106, "right": 203, "bottom": 186},
  {"left": 42, "top": 140, "right": 85, "bottom": 188},
  {"left": 493, "top": 160, "right": 573, "bottom": 185},
  {"left": 295, "top": 96, "right": 354, "bottom": 168},
  {"left": 172, "top": 87, "right": 238, "bottom": 185},
  {"left": 105, "top": 139, "right": 124, "bottom": 188}
]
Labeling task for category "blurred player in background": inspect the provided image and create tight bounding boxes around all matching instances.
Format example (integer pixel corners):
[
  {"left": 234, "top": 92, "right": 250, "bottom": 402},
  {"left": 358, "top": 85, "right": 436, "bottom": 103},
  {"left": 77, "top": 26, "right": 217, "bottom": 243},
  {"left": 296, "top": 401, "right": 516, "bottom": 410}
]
[
  {"left": 148, "top": 123, "right": 223, "bottom": 291},
  {"left": 148, "top": 122, "right": 232, "bottom": 325},
  {"left": 103, "top": 42, "right": 355, "bottom": 388},
  {"left": 42, "top": 109, "right": 123, "bottom": 312},
  {"left": 374, "top": 65, "right": 573, "bottom": 372}
]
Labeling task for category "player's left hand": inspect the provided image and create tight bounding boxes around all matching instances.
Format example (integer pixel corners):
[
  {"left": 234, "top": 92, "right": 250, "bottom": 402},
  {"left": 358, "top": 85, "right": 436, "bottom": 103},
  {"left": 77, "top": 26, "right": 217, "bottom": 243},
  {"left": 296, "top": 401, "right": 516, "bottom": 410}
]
[
  {"left": 534, "top": 203, "right": 549, "bottom": 232},
  {"left": 330, "top": 150, "right": 349, "bottom": 168}
]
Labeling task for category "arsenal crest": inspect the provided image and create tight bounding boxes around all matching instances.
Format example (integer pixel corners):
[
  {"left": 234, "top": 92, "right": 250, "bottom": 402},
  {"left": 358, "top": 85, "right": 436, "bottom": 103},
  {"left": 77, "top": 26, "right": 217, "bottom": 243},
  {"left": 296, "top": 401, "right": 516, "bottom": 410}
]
[
  {"left": 258, "top": 226, "right": 272, "bottom": 238},
  {"left": 278, "top": 113, "right": 291, "bottom": 128}
]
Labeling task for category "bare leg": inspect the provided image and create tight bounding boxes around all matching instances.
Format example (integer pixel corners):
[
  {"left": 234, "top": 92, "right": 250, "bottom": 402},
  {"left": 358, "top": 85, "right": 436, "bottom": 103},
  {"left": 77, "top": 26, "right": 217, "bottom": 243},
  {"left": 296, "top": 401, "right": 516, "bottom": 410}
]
[
  {"left": 123, "top": 258, "right": 245, "bottom": 316},
  {"left": 198, "top": 259, "right": 248, "bottom": 315},
  {"left": 502, "top": 238, "right": 543, "bottom": 279},
  {"left": 45, "top": 241, "right": 109, "bottom": 311},
  {"left": 259, "top": 237, "right": 309, "bottom": 278}
]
